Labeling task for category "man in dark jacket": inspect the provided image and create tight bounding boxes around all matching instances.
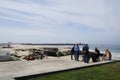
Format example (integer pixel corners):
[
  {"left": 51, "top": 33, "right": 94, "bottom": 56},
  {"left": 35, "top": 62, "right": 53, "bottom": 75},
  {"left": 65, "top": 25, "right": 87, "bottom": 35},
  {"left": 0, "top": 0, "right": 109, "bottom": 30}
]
[
  {"left": 92, "top": 47, "right": 100, "bottom": 62},
  {"left": 82, "top": 44, "right": 90, "bottom": 63}
]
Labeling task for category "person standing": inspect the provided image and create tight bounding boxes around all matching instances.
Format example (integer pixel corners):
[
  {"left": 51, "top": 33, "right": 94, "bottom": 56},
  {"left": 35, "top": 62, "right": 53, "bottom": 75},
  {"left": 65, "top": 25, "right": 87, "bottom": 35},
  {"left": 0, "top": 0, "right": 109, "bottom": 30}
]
[
  {"left": 71, "top": 45, "right": 75, "bottom": 60},
  {"left": 74, "top": 44, "right": 80, "bottom": 61},
  {"left": 82, "top": 44, "right": 90, "bottom": 63}
]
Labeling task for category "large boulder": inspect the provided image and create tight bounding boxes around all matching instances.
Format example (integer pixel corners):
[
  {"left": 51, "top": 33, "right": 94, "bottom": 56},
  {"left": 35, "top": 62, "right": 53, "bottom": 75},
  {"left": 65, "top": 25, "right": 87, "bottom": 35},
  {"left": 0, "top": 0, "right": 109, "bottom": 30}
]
[{"left": 0, "top": 51, "right": 11, "bottom": 61}]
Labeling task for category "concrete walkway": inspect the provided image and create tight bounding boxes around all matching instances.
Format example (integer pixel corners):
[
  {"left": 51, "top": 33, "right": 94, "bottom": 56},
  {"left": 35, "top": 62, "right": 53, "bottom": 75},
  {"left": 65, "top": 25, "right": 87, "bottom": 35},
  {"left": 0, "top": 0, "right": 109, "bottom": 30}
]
[{"left": 0, "top": 56, "right": 119, "bottom": 80}]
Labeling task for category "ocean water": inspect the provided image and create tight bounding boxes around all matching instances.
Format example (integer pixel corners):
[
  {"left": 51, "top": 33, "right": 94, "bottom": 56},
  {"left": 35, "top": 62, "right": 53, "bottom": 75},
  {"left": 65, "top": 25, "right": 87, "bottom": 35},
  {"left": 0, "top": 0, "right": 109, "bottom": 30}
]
[
  {"left": 66, "top": 44, "right": 120, "bottom": 58},
  {"left": 87, "top": 44, "right": 120, "bottom": 58},
  {"left": 54, "top": 44, "right": 120, "bottom": 58}
]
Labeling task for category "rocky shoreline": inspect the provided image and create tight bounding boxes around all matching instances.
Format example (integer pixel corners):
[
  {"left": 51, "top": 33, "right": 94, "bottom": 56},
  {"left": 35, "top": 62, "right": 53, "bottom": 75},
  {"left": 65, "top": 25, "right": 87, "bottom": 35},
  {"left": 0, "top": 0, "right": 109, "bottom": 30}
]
[{"left": 0, "top": 44, "right": 104, "bottom": 61}]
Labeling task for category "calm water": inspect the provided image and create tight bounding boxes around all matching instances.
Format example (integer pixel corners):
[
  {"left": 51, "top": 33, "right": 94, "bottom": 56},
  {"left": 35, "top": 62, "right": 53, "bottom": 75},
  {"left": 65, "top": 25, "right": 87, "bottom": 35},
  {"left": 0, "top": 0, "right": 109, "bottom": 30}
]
[
  {"left": 86, "top": 44, "right": 120, "bottom": 57},
  {"left": 63, "top": 44, "right": 120, "bottom": 57},
  {"left": 20, "top": 44, "right": 120, "bottom": 58}
]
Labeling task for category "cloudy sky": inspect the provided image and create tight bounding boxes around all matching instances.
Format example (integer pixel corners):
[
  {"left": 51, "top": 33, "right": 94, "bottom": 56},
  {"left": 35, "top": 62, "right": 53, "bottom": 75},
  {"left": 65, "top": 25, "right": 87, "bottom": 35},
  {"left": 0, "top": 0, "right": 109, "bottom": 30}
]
[{"left": 0, "top": 0, "right": 120, "bottom": 44}]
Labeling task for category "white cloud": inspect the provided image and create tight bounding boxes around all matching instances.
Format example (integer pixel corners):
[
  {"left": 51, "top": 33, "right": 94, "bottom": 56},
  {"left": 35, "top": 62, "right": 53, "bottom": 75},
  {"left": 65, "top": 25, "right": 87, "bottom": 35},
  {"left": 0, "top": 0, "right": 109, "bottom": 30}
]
[
  {"left": 0, "top": 0, "right": 120, "bottom": 44},
  {"left": 0, "top": 27, "right": 58, "bottom": 37}
]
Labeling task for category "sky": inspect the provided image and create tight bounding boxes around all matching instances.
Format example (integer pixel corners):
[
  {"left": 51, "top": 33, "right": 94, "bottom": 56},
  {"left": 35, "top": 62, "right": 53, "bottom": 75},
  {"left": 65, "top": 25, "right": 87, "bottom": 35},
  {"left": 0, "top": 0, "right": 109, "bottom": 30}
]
[{"left": 0, "top": 0, "right": 120, "bottom": 44}]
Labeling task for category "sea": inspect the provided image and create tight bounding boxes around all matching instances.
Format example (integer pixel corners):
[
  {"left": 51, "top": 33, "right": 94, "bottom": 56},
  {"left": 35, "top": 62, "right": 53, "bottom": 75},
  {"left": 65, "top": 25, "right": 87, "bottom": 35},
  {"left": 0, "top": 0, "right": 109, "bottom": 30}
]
[
  {"left": 88, "top": 44, "right": 120, "bottom": 58},
  {"left": 60, "top": 44, "right": 120, "bottom": 58}
]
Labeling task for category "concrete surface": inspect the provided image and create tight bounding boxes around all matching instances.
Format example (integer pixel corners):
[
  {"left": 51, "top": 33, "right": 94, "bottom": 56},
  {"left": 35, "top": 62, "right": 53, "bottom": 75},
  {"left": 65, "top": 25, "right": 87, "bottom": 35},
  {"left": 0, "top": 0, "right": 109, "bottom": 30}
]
[{"left": 0, "top": 56, "right": 119, "bottom": 80}]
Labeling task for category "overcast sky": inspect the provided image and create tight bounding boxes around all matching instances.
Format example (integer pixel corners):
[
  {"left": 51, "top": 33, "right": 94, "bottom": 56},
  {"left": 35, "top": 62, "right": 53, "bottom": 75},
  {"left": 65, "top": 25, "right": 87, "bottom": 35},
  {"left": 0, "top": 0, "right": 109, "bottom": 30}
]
[{"left": 0, "top": 0, "right": 120, "bottom": 44}]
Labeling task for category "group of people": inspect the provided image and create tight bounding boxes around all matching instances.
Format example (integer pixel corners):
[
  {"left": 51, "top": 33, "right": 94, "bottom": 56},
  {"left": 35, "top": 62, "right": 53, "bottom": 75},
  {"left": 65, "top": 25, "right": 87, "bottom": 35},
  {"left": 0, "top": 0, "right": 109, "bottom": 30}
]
[{"left": 71, "top": 44, "right": 112, "bottom": 63}]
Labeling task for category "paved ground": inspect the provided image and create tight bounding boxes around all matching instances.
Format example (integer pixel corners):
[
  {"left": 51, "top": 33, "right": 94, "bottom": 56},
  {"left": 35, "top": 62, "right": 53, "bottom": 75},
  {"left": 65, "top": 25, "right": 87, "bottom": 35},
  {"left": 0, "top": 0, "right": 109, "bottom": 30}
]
[{"left": 0, "top": 56, "right": 119, "bottom": 80}]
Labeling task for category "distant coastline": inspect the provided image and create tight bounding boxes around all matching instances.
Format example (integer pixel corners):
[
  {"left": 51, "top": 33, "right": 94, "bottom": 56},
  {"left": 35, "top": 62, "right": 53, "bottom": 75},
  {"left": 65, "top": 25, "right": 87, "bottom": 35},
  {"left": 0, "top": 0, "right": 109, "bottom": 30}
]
[{"left": 21, "top": 43, "right": 85, "bottom": 45}]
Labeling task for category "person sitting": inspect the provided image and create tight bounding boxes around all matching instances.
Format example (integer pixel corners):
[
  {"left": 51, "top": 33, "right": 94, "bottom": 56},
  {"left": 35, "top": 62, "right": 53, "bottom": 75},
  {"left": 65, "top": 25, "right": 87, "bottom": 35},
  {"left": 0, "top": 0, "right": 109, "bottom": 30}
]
[
  {"left": 92, "top": 47, "right": 100, "bottom": 62},
  {"left": 95, "top": 47, "right": 100, "bottom": 62},
  {"left": 102, "top": 49, "right": 112, "bottom": 61}
]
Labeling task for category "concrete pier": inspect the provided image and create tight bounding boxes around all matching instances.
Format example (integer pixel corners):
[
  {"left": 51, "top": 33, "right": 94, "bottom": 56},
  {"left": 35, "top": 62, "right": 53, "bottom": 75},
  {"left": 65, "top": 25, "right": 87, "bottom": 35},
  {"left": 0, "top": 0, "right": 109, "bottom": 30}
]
[{"left": 0, "top": 56, "right": 119, "bottom": 80}]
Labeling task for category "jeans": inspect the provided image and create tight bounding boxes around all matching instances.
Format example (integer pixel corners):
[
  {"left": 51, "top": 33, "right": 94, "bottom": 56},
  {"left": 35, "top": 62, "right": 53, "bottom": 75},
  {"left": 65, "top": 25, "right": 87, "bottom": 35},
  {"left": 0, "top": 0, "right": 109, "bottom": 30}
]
[
  {"left": 84, "top": 53, "right": 90, "bottom": 63},
  {"left": 74, "top": 51, "right": 79, "bottom": 61}
]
